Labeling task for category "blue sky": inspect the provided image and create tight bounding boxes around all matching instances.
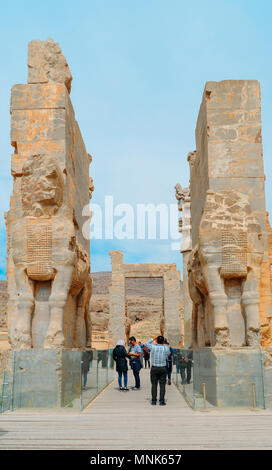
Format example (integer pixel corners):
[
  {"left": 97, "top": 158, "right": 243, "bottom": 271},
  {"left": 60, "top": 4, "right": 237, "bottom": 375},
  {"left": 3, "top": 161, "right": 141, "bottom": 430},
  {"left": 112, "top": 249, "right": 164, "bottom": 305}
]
[{"left": 0, "top": 0, "right": 272, "bottom": 277}]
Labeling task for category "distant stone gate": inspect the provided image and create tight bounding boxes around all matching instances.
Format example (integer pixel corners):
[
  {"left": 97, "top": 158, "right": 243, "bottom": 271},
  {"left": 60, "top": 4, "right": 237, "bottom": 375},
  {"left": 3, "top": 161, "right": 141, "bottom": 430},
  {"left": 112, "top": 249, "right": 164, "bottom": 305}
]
[{"left": 108, "top": 251, "right": 182, "bottom": 347}]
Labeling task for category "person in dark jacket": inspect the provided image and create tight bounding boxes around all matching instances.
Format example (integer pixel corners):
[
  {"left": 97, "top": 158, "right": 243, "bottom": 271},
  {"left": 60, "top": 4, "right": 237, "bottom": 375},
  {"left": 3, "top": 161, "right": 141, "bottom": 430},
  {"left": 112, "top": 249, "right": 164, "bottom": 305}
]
[
  {"left": 177, "top": 350, "right": 193, "bottom": 384},
  {"left": 81, "top": 350, "right": 93, "bottom": 389},
  {"left": 143, "top": 346, "right": 150, "bottom": 368},
  {"left": 164, "top": 339, "right": 176, "bottom": 385},
  {"left": 112, "top": 340, "right": 130, "bottom": 391}
]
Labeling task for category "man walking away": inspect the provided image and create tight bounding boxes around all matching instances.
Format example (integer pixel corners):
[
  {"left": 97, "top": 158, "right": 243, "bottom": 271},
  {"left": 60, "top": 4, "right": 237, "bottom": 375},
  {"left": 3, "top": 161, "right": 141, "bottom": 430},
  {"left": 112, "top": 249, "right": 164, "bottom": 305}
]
[
  {"left": 144, "top": 335, "right": 170, "bottom": 406},
  {"left": 143, "top": 346, "right": 150, "bottom": 369},
  {"left": 128, "top": 336, "right": 142, "bottom": 390}
]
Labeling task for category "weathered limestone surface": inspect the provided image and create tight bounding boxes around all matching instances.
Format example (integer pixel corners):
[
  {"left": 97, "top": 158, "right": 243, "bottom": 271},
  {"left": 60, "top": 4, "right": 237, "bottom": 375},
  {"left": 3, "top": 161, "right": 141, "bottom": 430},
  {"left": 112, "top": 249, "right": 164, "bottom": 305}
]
[
  {"left": 6, "top": 39, "right": 93, "bottom": 350},
  {"left": 108, "top": 251, "right": 182, "bottom": 347},
  {"left": 261, "top": 213, "right": 272, "bottom": 348},
  {"left": 108, "top": 251, "right": 126, "bottom": 345},
  {"left": 28, "top": 39, "right": 72, "bottom": 93},
  {"left": 175, "top": 184, "right": 192, "bottom": 347},
  {"left": 188, "top": 80, "right": 272, "bottom": 349},
  {"left": 189, "top": 190, "right": 263, "bottom": 348},
  {"left": 0, "top": 281, "right": 9, "bottom": 350}
]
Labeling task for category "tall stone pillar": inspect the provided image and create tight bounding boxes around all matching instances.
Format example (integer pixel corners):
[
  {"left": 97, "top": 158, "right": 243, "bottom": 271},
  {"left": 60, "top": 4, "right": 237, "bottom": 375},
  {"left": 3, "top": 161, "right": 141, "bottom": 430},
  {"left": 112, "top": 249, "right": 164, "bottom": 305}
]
[
  {"left": 163, "top": 267, "right": 182, "bottom": 347},
  {"left": 4, "top": 39, "right": 94, "bottom": 408},
  {"left": 188, "top": 80, "right": 272, "bottom": 349},
  {"left": 108, "top": 251, "right": 126, "bottom": 347},
  {"left": 175, "top": 184, "right": 192, "bottom": 347},
  {"left": 7, "top": 39, "right": 93, "bottom": 351},
  {"left": 185, "top": 80, "right": 272, "bottom": 408}
]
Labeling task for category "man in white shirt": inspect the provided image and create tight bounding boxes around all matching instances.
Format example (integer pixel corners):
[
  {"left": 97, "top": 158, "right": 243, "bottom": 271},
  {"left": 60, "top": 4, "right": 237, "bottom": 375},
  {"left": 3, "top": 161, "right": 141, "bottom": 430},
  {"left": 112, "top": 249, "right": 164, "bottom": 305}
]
[{"left": 144, "top": 335, "right": 170, "bottom": 405}]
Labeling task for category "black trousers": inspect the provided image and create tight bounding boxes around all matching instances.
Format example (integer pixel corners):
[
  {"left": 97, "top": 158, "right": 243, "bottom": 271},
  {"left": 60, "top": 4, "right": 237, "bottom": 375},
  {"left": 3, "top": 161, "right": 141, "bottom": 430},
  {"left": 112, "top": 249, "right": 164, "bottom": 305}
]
[
  {"left": 150, "top": 366, "right": 167, "bottom": 403},
  {"left": 166, "top": 361, "right": 172, "bottom": 380},
  {"left": 181, "top": 363, "right": 192, "bottom": 384},
  {"left": 144, "top": 358, "right": 150, "bottom": 368}
]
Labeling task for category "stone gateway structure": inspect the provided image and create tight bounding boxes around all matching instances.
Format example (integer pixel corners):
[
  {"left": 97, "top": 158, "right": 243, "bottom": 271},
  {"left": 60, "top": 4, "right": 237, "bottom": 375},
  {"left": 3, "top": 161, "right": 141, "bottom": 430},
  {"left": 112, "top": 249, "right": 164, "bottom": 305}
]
[
  {"left": 179, "top": 80, "right": 272, "bottom": 408},
  {"left": 187, "top": 80, "right": 272, "bottom": 350},
  {"left": 6, "top": 39, "right": 93, "bottom": 351},
  {"left": 108, "top": 251, "right": 183, "bottom": 347},
  {"left": 2, "top": 46, "right": 272, "bottom": 410}
]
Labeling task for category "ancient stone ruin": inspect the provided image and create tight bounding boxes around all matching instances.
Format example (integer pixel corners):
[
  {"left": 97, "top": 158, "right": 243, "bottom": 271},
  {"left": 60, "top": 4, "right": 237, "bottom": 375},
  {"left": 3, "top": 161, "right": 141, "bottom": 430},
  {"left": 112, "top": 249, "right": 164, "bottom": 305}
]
[
  {"left": 175, "top": 184, "right": 192, "bottom": 347},
  {"left": 176, "top": 80, "right": 272, "bottom": 407},
  {"left": 2, "top": 41, "right": 272, "bottom": 410},
  {"left": 188, "top": 190, "right": 263, "bottom": 348},
  {"left": 0, "top": 281, "right": 8, "bottom": 350},
  {"left": 108, "top": 251, "right": 183, "bottom": 347},
  {"left": 185, "top": 80, "right": 272, "bottom": 350},
  {"left": 6, "top": 39, "right": 93, "bottom": 350}
]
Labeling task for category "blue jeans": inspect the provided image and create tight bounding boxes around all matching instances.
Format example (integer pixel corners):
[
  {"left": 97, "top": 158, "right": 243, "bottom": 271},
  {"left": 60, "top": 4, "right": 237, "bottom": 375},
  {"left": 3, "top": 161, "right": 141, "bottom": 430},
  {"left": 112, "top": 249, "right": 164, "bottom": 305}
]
[
  {"left": 82, "top": 372, "right": 87, "bottom": 387},
  {"left": 131, "top": 360, "right": 141, "bottom": 388},
  {"left": 118, "top": 371, "right": 128, "bottom": 388}
]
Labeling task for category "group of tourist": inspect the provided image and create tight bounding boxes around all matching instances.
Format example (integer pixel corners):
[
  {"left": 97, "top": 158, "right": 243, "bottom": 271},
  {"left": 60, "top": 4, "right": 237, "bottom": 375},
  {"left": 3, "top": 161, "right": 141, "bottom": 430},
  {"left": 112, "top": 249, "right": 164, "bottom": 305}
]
[{"left": 112, "top": 335, "right": 192, "bottom": 405}]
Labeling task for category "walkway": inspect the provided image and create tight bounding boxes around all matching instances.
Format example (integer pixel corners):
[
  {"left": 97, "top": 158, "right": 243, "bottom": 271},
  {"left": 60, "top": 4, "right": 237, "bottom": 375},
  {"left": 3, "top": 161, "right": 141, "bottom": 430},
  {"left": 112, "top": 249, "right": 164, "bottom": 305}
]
[{"left": 1, "top": 368, "right": 272, "bottom": 449}]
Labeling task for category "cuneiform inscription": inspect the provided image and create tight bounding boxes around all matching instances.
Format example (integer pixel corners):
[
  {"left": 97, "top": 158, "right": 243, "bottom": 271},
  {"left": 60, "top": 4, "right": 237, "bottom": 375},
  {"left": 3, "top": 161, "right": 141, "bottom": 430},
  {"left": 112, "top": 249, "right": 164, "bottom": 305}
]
[
  {"left": 26, "top": 219, "right": 53, "bottom": 280},
  {"left": 221, "top": 230, "right": 247, "bottom": 278}
]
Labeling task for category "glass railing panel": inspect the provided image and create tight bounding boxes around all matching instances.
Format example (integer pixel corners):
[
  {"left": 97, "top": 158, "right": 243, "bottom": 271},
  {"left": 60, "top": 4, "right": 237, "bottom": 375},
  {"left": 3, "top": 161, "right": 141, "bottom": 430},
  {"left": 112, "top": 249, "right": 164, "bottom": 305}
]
[
  {"left": 0, "top": 347, "right": 267, "bottom": 412},
  {"left": 108, "top": 349, "right": 115, "bottom": 382},
  {"left": 172, "top": 348, "right": 195, "bottom": 407},
  {"left": 97, "top": 350, "right": 109, "bottom": 393},
  {"left": 81, "top": 349, "right": 98, "bottom": 409},
  {"left": 11, "top": 350, "right": 82, "bottom": 410},
  {"left": 0, "top": 348, "right": 115, "bottom": 412},
  {"left": 173, "top": 347, "right": 266, "bottom": 410},
  {"left": 80, "top": 349, "right": 116, "bottom": 410},
  {"left": 0, "top": 370, "right": 13, "bottom": 413}
]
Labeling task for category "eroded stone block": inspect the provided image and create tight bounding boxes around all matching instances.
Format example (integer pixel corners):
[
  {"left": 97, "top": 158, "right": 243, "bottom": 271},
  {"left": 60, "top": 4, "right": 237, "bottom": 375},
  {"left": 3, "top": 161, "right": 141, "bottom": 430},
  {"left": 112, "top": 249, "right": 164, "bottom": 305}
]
[
  {"left": 7, "top": 40, "right": 93, "bottom": 351},
  {"left": 28, "top": 39, "right": 72, "bottom": 93},
  {"left": 187, "top": 80, "right": 272, "bottom": 351}
]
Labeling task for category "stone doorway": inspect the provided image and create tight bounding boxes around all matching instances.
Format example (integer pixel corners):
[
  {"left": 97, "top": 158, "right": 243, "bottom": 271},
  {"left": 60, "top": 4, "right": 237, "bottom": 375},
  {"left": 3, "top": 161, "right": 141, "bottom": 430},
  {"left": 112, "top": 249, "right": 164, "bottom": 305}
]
[
  {"left": 125, "top": 277, "right": 164, "bottom": 343},
  {"left": 108, "top": 251, "right": 182, "bottom": 347}
]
